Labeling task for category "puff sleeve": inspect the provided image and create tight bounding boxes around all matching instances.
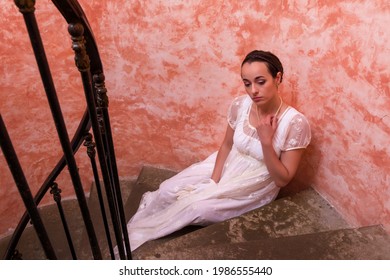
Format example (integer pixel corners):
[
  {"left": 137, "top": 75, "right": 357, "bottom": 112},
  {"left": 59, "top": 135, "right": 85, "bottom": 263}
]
[
  {"left": 281, "top": 114, "right": 311, "bottom": 151},
  {"left": 227, "top": 95, "right": 246, "bottom": 130}
]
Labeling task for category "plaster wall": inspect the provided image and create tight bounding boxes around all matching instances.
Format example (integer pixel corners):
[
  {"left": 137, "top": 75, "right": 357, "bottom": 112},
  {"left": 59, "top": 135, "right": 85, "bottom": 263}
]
[{"left": 0, "top": 0, "right": 389, "bottom": 236}]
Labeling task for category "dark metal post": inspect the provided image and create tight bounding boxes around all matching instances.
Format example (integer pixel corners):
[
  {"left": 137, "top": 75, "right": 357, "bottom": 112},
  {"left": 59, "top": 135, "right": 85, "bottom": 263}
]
[
  {"left": 94, "top": 73, "right": 132, "bottom": 259},
  {"left": 0, "top": 115, "right": 57, "bottom": 260},
  {"left": 68, "top": 22, "right": 126, "bottom": 259},
  {"left": 84, "top": 133, "right": 115, "bottom": 259}
]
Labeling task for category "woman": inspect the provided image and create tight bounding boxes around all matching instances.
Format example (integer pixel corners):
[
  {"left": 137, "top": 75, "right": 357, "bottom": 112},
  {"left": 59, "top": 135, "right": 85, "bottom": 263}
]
[{"left": 126, "top": 50, "right": 311, "bottom": 252}]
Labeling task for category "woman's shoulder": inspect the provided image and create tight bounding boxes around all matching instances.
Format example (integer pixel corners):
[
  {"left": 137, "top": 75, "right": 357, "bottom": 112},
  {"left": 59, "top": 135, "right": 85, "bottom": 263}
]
[
  {"left": 280, "top": 106, "right": 311, "bottom": 133},
  {"left": 227, "top": 95, "right": 251, "bottom": 128},
  {"left": 282, "top": 106, "right": 309, "bottom": 121}
]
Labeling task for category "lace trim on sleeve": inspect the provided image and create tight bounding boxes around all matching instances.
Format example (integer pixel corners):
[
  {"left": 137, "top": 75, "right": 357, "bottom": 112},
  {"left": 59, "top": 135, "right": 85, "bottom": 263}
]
[{"left": 282, "top": 113, "right": 311, "bottom": 151}]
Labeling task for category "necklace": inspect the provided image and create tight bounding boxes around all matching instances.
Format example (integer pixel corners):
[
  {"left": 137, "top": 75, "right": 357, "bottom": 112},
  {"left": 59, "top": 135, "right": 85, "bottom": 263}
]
[{"left": 256, "top": 96, "right": 283, "bottom": 123}]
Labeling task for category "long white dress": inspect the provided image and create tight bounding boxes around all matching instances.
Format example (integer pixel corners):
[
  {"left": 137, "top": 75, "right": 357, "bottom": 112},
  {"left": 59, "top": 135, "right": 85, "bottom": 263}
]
[{"left": 127, "top": 95, "right": 311, "bottom": 251}]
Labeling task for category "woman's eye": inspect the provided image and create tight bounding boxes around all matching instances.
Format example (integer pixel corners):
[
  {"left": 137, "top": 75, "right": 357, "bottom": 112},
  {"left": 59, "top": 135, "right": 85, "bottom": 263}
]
[
  {"left": 243, "top": 82, "right": 251, "bottom": 87},
  {"left": 257, "top": 80, "right": 266, "bottom": 85}
]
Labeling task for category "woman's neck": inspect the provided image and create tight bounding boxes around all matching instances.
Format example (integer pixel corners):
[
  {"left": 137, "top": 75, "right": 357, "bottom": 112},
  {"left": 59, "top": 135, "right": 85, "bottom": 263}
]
[{"left": 256, "top": 96, "right": 283, "bottom": 117}]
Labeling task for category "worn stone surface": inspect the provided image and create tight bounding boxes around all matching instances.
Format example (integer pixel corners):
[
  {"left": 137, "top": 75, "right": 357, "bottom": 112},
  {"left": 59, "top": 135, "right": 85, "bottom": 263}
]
[
  {"left": 0, "top": 225, "right": 45, "bottom": 260},
  {"left": 79, "top": 179, "right": 137, "bottom": 259},
  {"left": 0, "top": 179, "right": 135, "bottom": 260},
  {"left": 137, "top": 226, "right": 390, "bottom": 260},
  {"left": 0, "top": 199, "right": 84, "bottom": 260}
]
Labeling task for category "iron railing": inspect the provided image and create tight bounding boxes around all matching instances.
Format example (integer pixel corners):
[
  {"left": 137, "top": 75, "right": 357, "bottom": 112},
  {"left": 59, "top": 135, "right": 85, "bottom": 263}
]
[{"left": 0, "top": 0, "right": 131, "bottom": 259}]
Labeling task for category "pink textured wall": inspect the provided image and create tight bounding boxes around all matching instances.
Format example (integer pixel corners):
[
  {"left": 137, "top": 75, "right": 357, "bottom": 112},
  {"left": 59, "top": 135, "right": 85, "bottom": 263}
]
[{"left": 1, "top": 0, "right": 389, "bottom": 236}]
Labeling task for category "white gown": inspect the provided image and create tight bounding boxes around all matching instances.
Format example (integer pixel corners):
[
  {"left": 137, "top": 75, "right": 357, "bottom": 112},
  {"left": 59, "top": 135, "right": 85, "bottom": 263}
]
[{"left": 126, "top": 95, "right": 311, "bottom": 251}]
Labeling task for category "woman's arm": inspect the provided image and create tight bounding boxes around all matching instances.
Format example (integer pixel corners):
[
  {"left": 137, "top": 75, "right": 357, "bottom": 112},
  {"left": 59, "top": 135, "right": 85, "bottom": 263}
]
[
  {"left": 210, "top": 124, "right": 234, "bottom": 183},
  {"left": 261, "top": 143, "right": 305, "bottom": 187},
  {"left": 257, "top": 114, "right": 305, "bottom": 187}
]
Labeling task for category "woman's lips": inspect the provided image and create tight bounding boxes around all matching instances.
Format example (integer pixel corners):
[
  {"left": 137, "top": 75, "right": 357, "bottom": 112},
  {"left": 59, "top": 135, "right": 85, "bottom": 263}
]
[{"left": 252, "top": 96, "right": 264, "bottom": 102}]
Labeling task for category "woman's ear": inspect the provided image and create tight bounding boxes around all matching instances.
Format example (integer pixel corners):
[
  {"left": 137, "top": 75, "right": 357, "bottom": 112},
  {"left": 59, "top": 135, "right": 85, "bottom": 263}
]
[{"left": 276, "top": 72, "right": 282, "bottom": 84}]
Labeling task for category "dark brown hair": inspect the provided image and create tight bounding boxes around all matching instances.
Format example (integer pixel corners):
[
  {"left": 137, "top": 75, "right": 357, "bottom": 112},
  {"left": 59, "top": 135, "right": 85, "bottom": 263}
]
[{"left": 241, "top": 50, "right": 284, "bottom": 82}]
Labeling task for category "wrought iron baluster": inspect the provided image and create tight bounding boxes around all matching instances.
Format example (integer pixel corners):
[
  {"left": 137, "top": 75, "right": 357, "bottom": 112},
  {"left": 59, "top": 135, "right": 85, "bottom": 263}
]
[
  {"left": 94, "top": 73, "right": 132, "bottom": 259},
  {"left": 84, "top": 133, "right": 115, "bottom": 259},
  {"left": 13, "top": 0, "right": 102, "bottom": 259},
  {"left": 68, "top": 22, "right": 126, "bottom": 259},
  {"left": 50, "top": 182, "right": 77, "bottom": 259},
  {"left": 0, "top": 115, "right": 57, "bottom": 260}
]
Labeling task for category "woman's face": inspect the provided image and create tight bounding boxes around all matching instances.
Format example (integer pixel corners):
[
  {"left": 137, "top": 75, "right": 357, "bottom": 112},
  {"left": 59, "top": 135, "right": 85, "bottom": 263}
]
[{"left": 241, "top": 61, "right": 280, "bottom": 104}]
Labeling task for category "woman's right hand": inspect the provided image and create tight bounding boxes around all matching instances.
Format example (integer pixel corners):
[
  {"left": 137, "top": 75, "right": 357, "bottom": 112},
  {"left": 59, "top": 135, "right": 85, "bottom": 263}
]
[{"left": 256, "top": 114, "right": 278, "bottom": 147}]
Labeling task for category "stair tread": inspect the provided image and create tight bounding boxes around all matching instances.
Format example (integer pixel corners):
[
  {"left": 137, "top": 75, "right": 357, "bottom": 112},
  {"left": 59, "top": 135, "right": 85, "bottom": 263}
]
[
  {"left": 135, "top": 225, "right": 390, "bottom": 260},
  {"left": 81, "top": 179, "right": 137, "bottom": 259},
  {"left": 0, "top": 199, "right": 86, "bottom": 260},
  {"left": 133, "top": 187, "right": 350, "bottom": 258},
  {"left": 78, "top": 166, "right": 177, "bottom": 259}
]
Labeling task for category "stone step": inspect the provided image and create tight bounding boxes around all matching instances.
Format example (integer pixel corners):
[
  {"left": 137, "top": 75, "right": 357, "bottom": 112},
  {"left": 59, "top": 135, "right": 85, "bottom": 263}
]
[
  {"left": 123, "top": 166, "right": 177, "bottom": 222},
  {"left": 0, "top": 178, "right": 136, "bottom": 260},
  {"left": 0, "top": 199, "right": 85, "bottom": 260},
  {"left": 79, "top": 179, "right": 136, "bottom": 259},
  {"left": 124, "top": 166, "right": 350, "bottom": 258},
  {"left": 136, "top": 225, "right": 390, "bottom": 260},
  {"left": 132, "top": 187, "right": 350, "bottom": 259}
]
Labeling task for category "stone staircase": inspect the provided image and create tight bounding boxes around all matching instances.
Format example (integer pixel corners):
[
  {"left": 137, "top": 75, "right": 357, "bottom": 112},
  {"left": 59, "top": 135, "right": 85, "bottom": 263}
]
[{"left": 1, "top": 166, "right": 390, "bottom": 260}]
